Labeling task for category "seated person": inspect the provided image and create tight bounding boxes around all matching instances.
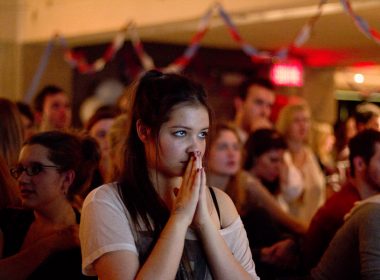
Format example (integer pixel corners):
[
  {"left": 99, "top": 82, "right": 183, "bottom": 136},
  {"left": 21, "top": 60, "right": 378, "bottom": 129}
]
[
  {"left": 79, "top": 71, "right": 258, "bottom": 279},
  {"left": 276, "top": 102, "right": 326, "bottom": 226},
  {"left": 312, "top": 198, "right": 380, "bottom": 279},
  {"left": 311, "top": 129, "right": 380, "bottom": 279},
  {"left": 33, "top": 85, "right": 72, "bottom": 132},
  {"left": 0, "top": 131, "right": 99, "bottom": 279},
  {"left": 354, "top": 102, "right": 380, "bottom": 132},
  {"left": 243, "top": 128, "right": 304, "bottom": 215},
  {"left": 84, "top": 105, "right": 120, "bottom": 187},
  {"left": 207, "top": 123, "right": 305, "bottom": 279},
  {"left": 301, "top": 179, "right": 360, "bottom": 271}
]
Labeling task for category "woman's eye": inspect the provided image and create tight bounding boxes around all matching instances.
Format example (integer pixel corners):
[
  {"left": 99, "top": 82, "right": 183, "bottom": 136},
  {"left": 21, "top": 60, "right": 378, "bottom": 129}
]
[
  {"left": 30, "top": 164, "right": 42, "bottom": 175},
  {"left": 174, "top": 130, "right": 186, "bottom": 137},
  {"left": 232, "top": 144, "right": 241, "bottom": 151},
  {"left": 199, "top": 131, "right": 208, "bottom": 138},
  {"left": 216, "top": 143, "right": 227, "bottom": 151}
]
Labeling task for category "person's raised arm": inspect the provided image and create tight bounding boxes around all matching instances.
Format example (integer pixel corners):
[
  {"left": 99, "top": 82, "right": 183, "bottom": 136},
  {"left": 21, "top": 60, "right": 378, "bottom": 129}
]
[{"left": 246, "top": 177, "right": 307, "bottom": 235}]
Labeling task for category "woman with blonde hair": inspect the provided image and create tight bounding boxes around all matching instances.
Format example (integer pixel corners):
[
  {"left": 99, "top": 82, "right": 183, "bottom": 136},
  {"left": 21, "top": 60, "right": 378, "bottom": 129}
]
[
  {"left": 276, "top": 101, "right": 325, "bottom": 226},
  {"left": 310, "top": 121, "right": 336, "bottom": 174}
]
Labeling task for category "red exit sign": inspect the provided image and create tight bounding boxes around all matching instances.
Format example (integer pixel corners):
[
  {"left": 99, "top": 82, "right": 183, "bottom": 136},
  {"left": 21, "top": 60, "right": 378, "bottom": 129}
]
[{"left": 270, "top": 61, "right": 303, "bottom": 87}]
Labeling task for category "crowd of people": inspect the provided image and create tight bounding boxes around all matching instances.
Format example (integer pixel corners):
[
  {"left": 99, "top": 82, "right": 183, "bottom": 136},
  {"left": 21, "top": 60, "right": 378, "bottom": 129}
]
[{"left": 1, "top": 70, "right": 380, "bottom": 279}]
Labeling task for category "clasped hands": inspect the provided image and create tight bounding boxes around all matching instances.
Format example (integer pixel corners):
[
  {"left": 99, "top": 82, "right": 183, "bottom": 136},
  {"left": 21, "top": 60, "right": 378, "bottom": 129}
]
[{"left": 172, "top": 151, "right": 211, "bottom": 230}]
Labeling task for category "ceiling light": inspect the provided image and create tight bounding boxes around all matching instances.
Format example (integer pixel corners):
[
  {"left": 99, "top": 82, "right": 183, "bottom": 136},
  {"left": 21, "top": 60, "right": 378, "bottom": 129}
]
[{"left": 354, "top": 73, "right": 364, "bottom": 84}]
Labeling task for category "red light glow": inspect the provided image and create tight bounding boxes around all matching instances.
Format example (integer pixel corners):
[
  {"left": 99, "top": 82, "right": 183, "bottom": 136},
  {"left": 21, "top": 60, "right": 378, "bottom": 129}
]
[{"left": 270, "top": 61, "right": 303, "bottom": 87}]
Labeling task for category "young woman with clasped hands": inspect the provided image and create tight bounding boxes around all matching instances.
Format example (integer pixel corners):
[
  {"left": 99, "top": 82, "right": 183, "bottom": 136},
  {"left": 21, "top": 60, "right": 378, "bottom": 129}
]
[{"left": 80, "top": 70, "right": 258, "bottom": 280}]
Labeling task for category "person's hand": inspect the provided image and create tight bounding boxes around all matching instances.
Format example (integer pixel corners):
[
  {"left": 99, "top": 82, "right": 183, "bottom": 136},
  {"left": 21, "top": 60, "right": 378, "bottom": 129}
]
[
  {"left": 171, "top": 152, "right": 201, "bottom": 227},
  {"left": 191, "top": 153, "right": 211, "bottom": 231},
  {"left": 260, "top": 239, "right": 298, "bottom": 269}
]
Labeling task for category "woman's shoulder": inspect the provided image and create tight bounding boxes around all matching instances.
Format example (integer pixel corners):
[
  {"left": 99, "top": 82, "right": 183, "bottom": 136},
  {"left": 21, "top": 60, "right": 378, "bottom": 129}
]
[
  {"left": 351, "top": 201, "right": 380, "bottom": 222},
  {"left": 239, "top": 171, "right": 269, "bottom": 195},
  {"left": 82, "top": 182, "right": 121, "bottom": 207},
  {"left": 210, "top": 187, "right": 239, "bottom": 228},
  {"left": 239, "top": 170, "right": 260, "bottom": 185}
]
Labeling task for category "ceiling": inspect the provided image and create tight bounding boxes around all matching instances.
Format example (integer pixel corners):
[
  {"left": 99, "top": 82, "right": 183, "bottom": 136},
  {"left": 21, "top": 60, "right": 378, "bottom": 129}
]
[
  {"left": 3, "top": 0, "right": 380, "bottom": 68},
  {"left": 133, "top": 0, "right": 380, "bottom": 67}
]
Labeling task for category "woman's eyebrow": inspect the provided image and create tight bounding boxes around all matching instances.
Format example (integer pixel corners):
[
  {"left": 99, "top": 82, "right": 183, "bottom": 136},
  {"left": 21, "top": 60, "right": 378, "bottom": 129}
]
[
  {"left": 168, "top": 125, "right": 209, "bottom": 130},
  {"left": 169, "top": 125, "right": 190, "bottom": 129}
]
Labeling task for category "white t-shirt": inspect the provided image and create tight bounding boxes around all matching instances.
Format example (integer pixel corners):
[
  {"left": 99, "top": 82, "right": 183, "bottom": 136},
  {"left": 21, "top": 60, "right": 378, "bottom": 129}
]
[{"left": 80, "top": 182, "right": 259, "bottom": 279}]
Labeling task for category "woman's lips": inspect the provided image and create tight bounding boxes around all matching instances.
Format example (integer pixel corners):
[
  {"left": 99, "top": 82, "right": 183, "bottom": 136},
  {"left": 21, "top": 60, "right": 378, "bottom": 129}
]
[
  {"left": 226, "top": 160, "right": 238, "bottom": 168},
  {"left": 19, "top": 188, "right": 35, "bottom": 197}
]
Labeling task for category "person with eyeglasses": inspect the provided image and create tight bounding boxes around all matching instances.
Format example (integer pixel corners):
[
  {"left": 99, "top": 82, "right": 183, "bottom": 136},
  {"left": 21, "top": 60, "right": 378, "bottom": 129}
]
[{"left": 0, "top": 131, "right": 100, "bottom": 280}]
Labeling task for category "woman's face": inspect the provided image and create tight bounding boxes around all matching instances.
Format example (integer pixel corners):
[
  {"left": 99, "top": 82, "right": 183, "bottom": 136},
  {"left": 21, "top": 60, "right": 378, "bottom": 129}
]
[
  {"left": 208, "top": 129, "right": 241, "bottom": 176},
  {"left": 145, "top": 104, "right": 209, "bottom": 177},
  {"left": 16, "top": 144, "right": 68, "bottom": 209},
  {"left": 287, "top": 109, "right": 311, "bottom": 142},
  {"left": 252, "top": 149, "right": 285, "bottom": 182},
  {"left": 89, "top": 118, "right": 115, "bottom": 156}
]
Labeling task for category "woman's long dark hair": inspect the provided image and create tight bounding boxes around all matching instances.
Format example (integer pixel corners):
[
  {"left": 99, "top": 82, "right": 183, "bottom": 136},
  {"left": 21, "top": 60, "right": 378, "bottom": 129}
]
[{"left": 118, "top": 70, "right": 213, "bottom": 237}]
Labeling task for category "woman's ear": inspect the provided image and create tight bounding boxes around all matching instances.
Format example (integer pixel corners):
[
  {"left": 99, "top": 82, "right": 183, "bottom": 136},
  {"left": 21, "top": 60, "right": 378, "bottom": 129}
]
[
  {"left": 136, "top": 119, "right": 151, "bottom": 143},
  {"left": 61, "top": 170, "right": 75, "bottom": 195}
]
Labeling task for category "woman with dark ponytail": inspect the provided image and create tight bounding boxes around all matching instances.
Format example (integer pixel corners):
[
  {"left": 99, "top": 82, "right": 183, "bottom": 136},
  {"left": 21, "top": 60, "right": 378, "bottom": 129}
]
[
  {"left": 80, "top": 70, "right": 258, "bottom": 279},
  {"left": 0, "top": 131, "right": 100, "bottom": 279}
]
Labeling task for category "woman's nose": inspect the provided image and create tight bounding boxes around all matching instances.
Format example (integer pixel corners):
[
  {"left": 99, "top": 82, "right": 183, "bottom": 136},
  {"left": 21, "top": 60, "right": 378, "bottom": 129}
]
[
  {"left": 187, "top": 136, "right": 202, "bottom": 151},
  {"left": 17, "top": 170, "right": 30, "bottom": 182}
]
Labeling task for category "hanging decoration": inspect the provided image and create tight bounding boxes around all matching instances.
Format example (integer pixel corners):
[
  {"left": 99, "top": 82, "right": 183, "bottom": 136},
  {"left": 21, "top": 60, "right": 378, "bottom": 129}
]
[
  {"left": 216, "top": 0, "right": 327, "bottom": 62},
  {"left": 340, "top": 0, "right": 380, "bottom": 45},
  {"left": 30, "top": 1, "right": 326, "bottom": 77},
  {"left": 27, "top": 0, "right": 376, "bottom": 100},
  {"left": 63, "top": 23, "right": 130, "bottom": 73},
  {"left": 292, "top": 0, "right": 327, "bottom": 48},
  {"left": 216, "top": 4, "right": 265, "bottom": 60},
  {"left": 162, "top": 6, "right": 213, "bottom": 73},
  {"left": 129, "top": 22, "right": 155, "bottom": 71}
]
